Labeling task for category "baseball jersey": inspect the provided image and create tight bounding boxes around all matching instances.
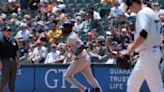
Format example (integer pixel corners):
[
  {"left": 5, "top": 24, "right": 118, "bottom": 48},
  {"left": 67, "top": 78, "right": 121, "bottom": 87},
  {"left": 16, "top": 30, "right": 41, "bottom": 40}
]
[
  {"left": 66, "top": 31, "right": 90, "bottom": 60},
  {"left": 135, "top": 7, "right": 163, "bottom": 51}
]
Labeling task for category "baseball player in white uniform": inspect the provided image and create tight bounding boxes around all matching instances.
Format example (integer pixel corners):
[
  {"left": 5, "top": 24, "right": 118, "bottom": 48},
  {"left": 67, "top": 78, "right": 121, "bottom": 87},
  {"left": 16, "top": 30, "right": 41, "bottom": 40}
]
[
  {"left": 62, "top": 22, "right": 103, "bottom": 92},
  {"left": 123, "top": 0, "right": 164, "bottom": 92}
]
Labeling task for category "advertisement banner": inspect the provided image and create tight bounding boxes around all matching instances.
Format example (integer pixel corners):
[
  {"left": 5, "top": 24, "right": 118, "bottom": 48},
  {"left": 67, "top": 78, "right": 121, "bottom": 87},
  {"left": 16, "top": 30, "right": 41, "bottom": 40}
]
[
  {"left": 0, "top": 64, "right": 150, "bottom": 92},
  {"left": 34, "top": 65, "right": 92, "bottom": 92},
  {"left": 94, "top": 65, "right": 149, "bottom": 92},
  {"left": 1, "top": 67, "right": 34, "bottom": 92}
]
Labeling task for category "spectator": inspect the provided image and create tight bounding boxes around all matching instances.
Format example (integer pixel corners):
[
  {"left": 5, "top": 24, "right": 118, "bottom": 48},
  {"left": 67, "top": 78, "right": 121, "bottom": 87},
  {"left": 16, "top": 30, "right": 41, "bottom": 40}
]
[
  {"left": 55, "top": 7, "right": 67, "bottom": 22},
  {"left": 119, "top": 0, "right": 128, "bottom": 12},
  {"left": 17, "top": 38, "right": 28, "bottom": 63},
  {"left": 105, "top": 31, "right": 113, "bottom": 52},
  {"left": 86, "top": 32, "right": 95, "bottom": 46},
  {"left": 28, "top": 34, "right": 36, "bottom": 46},
  {"left": 45, "top": 22, "right": 62, "bottom": 43},
  {"left": 52, "top": 0, "right": 66, "bottom": 14},
  {"left": 153, "top": 2, "right": 164, "bottom": 16},
  {"left": 119, "top": 28, "right": 131, "bottom": 50},
  {"left": 39, "top": 26, "right": 50, "bottom": 41},
  {"left": 152, "top": 2, "right": 164, "bottom": 25},
  {"left": 78, "top": 10, "right": 86, "bottom": 21},
  {"left": 106, "top": 51, "right": 117, "bottom": 64},
  {"left": 72, "top": 16, "right": 84, "bottom": 34},
  {"left": 44, "top": 43, "right": 60, "bottom": 64},
  {"left": 37, "top": 21, "right": 46, "bottom": 34},
  {"left": 89, "top": 7, "right": 101, "bottom": 20},
  {"left": 27, "top": 43, "right": 37, "bottom": 63},
  {"left": 87, "top": 42, "right": 101, "bottom": 62},
  {"left": 10, "top": 13, "right": 20, "bottom": 25},
  {"left": 39, "top": 0, "right": 52, "bottom": 16},
  {"left": 56, "top": 42, "right": 67, "bottom": 63},
  {"left": 31, "top": 40, "right": 48, "bottom": 64},
  {"left": 81, "top": 17, "right": 89, "bottom": 32},
  {"left": 95, "top": 36, "right": 109, "bottom": 63},
  {"left": 8, "top": 0, "right": 16, "bottom": 3},
  {"left": 9, "top": 1, "right": 20, "bottom": 13},
  {"left": 23, "top": 14, "right": 31, "bottom": 26},
  {"left": 20, "top": 0, "right": 29, "bottom": 16},
  {"left": 2, "top": 2, "right": 18, "bottom": 14},
  {"left": 57, "top": 0, "right": 66, "bottom": 11},
  {"left": 29, "top": 0, "right": 39, "bottom": 17},
  {"left": 108, "top": 0, "right": 123, "bottom": 19},
  {"left": 87, "top": 10, "right": 102, "bottom": 36},
  {"left": 15, "top": 23, "right": 30, "bottom": 41}
]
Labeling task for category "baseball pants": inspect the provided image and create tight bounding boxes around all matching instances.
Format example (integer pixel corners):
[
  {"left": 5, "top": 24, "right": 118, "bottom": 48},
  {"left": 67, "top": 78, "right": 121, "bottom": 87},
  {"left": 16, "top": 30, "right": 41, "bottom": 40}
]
[
  {"left": 127, "top": 47, "right": 164, "bottom": 92},
  {"left": 0, "top": 61, "right": 17, "bottom": 92},
  {"left": 64, "top": 59, "right": 103, "bottom": 92},
  {"left": 160, "top": 48, "right": 164, "bottom": 82}
]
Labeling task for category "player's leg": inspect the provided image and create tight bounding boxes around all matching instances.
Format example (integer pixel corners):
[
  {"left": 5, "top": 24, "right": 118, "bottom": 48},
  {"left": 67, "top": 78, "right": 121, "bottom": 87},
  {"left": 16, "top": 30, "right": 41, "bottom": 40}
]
[
  {"left": 143, "top": 48, "right": 164, "bottom": 92},
  {"left": 64, "top": 60, "right": 89, "bottom": 92},
  {"left": 160, "top": 49, "right": 164, "bottom": 83},
  {"left": 160, "top": 59, "right": 164, "bottom": 83},
  {"left": 0, "top": 62, "right": 10, "bottom": 92},
  {"left": 8, "top": 62, "right": 17, "bottom": 92},
  {"left": 127, "top": 58, "right": 145, "bottom": 92},
  {"left": 80, "top": 60, "right": 103, "bottom": 92}
]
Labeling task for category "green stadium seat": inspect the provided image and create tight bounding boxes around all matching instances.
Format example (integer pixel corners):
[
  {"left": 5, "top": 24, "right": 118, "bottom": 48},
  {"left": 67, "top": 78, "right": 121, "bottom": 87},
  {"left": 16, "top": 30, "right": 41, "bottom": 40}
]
[
  {"left": 76, "top": 0, "right": 84, "bottom": 4},
  {"left": 85, "top": 0, "right": 94, "bottom": 4},
  {"left": 65, "top": 0, "right": 76, "bottom": 4},
  {"left": 94, "top": 0, "right": 100, "bottom": 3}
]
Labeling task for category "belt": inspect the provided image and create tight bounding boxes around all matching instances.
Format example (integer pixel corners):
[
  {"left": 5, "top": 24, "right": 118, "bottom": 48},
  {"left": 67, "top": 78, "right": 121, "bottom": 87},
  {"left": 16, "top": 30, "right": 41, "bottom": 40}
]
[
  {"left": 140, "top": 46, "right": 161, "bottom": 52},
  {"left": 1, "top": 57, "right": 15, "bottom": 62}
]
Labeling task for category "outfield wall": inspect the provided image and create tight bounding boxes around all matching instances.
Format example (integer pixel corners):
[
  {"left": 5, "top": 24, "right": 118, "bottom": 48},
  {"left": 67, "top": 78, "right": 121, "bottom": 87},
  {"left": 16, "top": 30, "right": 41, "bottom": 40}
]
[{"left": 1, "top": 64, "right": 150, "bottom": 92}]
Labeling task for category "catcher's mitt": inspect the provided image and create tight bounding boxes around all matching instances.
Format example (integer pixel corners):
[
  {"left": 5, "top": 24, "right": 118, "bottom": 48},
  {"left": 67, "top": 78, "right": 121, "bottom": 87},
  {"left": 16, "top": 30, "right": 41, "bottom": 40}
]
[{"left": 115, "top": 54, "right": 131, "bottom": 69}]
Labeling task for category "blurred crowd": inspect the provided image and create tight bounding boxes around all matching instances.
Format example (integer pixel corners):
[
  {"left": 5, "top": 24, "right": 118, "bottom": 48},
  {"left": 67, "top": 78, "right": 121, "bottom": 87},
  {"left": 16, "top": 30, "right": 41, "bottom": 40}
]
[{"left": 0, "top": 0, "right": 163, "bottom": 65}]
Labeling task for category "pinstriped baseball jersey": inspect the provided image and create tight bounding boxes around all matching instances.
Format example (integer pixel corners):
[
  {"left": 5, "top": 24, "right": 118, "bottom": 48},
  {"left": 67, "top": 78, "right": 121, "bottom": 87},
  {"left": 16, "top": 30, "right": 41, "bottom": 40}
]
[
  {"left": 66, "top": 32, "right": 90, "bottom": 60},
  {"left": 135, "top": 7, "right": 163, "bottom": 51}
]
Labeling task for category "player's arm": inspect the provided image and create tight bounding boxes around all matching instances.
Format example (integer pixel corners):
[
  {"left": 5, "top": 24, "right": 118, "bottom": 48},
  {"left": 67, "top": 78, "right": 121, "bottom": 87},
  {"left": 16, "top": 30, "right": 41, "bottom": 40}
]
[
  {"left": 127, "top": 12, "right": 149, "bottom": 54},
  {"left": 74, "top": 45, "right": 85, "bottom": 56},
  {"left": 128, "top": 29, "right": 147, "bottom": 53}
]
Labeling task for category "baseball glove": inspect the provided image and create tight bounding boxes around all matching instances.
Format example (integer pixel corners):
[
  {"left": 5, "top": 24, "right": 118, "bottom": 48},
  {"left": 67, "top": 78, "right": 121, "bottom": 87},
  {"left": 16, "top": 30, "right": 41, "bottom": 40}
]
[{"left": 115, "top": 54, "right": 131, "bottom": 69}]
